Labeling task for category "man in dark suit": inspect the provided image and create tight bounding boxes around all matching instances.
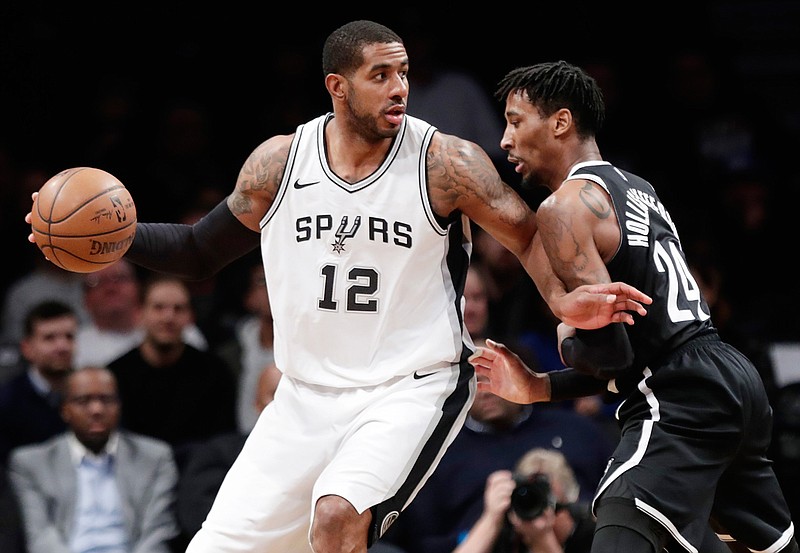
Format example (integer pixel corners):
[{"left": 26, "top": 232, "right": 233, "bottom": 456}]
[
  {"left": 0, "top": 300, "right": 77, "bottom": 463},
  {"left": 8, "top": 365, "right": 179, "bottom": 553}
]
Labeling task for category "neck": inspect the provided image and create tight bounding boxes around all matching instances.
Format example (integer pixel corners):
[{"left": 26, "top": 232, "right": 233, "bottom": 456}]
[
  {"left": 325, "top": 114, "right": 393, "bottom": 183},
  {"left": 547, "top": 142, "right": 603, "bottom": 193},
  {"left": 36, "top": 368, "right": 70, "bottom": 393},
  {"left": 140, "top": 339, "right": 184, "bottom": 367}
]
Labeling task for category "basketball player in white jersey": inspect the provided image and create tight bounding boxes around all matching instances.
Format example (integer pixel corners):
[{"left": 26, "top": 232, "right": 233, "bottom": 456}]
[{"left": 27, "top": 21, "right": 650, "bottom": 553}]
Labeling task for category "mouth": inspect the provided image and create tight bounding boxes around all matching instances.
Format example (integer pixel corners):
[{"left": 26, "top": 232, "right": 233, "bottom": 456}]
[
  {"left": 507, "top": 155, "right": 524, "bottom": 174},
  {"left": 385, "top": 104, "right": 405, "bottom": 126}
]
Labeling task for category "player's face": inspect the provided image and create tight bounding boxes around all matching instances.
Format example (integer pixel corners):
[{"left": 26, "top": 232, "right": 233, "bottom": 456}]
[
  {"left": 345, "top": 42, "right": 408, "bottom": 140},
  {"left": 500, "top": 90, "right": 553, "bottom": 188}
]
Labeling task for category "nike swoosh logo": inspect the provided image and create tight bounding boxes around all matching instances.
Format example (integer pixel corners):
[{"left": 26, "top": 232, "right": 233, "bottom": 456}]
[
  {"left": 413, "top": 370, "right": 437, "bottom": 380},
  {"left": 293, "top": 179, "right": 320, "bottom": 189}
]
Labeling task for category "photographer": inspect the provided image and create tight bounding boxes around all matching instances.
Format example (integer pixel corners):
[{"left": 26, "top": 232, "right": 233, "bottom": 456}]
[{"left": 454, "top": 448, "right": 594, "bottom": 553}]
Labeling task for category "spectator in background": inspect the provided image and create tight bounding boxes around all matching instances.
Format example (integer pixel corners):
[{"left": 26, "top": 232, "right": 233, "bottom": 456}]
[
  {"left": 107, "top": 275, "right": 237, "bottom": 471},
  {"left": 74, "top": 259, "right": 146, "bottom": 369},
  {"left": 74, "top": 259, "right": 207, "bottom": 369},
  {"left": 0, "top": 300, "right": 77, "bottom": 463},
  {"left": 454, "top": 447, "right": 593, "bottom": 553},
  {"left": 8, "top": 366, "right": 179, "bottom": 553},
  {"left": 216, "top": 261, "right": 275, "bottom": 434}
]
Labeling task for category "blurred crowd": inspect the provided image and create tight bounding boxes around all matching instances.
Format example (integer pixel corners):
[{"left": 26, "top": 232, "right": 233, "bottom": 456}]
[{"left": 1, "top": 6, "right": 800, "bottom": 552}]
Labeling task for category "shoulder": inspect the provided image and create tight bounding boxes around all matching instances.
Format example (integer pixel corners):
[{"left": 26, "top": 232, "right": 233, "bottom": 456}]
[
  {"left": 538, "top": 179, "right": 611, "bottom": 227},
  {"left": 427, "top": 130, "right": 487, "bottom": 165},
  {"left": 9, "top": 434, "right": 64, "bottom": 464},
  {"left": 0, "top": 374, "right": 36, "bottom": 408},
  {"left": 119, "top": 431, "right": 173, "bottom": 457},
  {"left": 228, "top": 132, "right": 296, "bottom": 228},
  {"left": 239, "top": 134, "right": 295, "bottom": 189},
  {"left": 0, "top": 374, "right": 26, "bottom": 399},
  {"left": 425, "top": 131, "right": 506, "bottom": 217},
  {"left": 107, "top": 348, "right": 143, "bottom": 370}
]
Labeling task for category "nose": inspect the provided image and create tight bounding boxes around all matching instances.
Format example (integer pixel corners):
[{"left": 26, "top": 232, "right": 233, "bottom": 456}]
[
  {"left": 390, "top": 73, "right": 408, "bottom": 98},
  {"left": 500, "top": 127, "right": 513, "bottom": 151}
]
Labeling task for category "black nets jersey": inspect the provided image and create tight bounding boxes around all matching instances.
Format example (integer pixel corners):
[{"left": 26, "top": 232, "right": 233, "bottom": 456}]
[{"left": 567, "top": 161, "right": 716, "bottom": 371}]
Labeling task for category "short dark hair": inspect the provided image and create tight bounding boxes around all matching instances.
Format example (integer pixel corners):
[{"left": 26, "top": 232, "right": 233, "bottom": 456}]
[
  {"left": 23, "top": 300, "right": 76, "bottom": 337},
  {"left": 140, "top": 273, "right": 191, "bottom": 305},
  {"left": 495, "top": 60, "right": 605, "bottom": 139},
  {"left": 322, "top": 20, "right": 403, "bottom": 77}
]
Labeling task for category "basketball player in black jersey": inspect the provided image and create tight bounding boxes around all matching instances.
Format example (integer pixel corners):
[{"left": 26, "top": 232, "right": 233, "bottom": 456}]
[{"left": 469, "top": 61, "right": 797, "bottom": 553}]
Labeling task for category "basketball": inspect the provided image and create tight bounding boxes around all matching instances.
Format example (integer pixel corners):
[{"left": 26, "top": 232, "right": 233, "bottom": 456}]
[{"left": 30, "top": 167, "right": 137, "bottom": 273}]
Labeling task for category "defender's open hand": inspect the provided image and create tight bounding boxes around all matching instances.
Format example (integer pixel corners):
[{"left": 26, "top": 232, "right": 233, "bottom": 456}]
[{"left": 556, "top": 282, "right": 652, "bottom": 330}]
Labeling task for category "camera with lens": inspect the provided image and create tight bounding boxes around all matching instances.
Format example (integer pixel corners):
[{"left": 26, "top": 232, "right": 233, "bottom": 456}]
[{"left": 510, "top": 473, "right": 557, "bottom": 520}]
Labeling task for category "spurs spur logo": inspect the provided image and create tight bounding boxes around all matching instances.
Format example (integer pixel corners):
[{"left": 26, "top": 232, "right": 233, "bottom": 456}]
[{"left": 331, "top": 215, "right": 361, "bottom": 253}]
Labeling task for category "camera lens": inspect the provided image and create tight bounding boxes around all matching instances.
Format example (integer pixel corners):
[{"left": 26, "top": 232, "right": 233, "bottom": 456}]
[{"left": 510, "top": 473, "right": 555, "bottom": 520}]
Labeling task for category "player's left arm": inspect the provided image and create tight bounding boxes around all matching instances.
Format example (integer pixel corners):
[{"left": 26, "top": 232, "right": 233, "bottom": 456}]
[{"left": 536, "top": 180, "right": 635, "bottom": 374}]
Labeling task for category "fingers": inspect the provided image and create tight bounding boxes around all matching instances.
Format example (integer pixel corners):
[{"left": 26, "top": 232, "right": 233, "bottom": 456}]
[
  {"left": 613, "top": 312, "right": 635, "bottom": 325},
  {"left": 469, "top": 344, "right": 498, "bottom": 363},
  {"left": 616, "top": 282, "right": 653, "bottom": 304},
  {"left": 599, "top": 283, "right": 653, "bottom": 305},
  {"left": 625, "top": 299, "right": 648, "bottom": 317},
  {"left": 475, "top": 377, "right": 494, "bottom": 394}
]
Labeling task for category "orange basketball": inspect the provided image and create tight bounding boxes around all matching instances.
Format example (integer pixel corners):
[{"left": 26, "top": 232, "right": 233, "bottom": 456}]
[{"left": 30, "top": 167, "right": 137, "bottom": 273}]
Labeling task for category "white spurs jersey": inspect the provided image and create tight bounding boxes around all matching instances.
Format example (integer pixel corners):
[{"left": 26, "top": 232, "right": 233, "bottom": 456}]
[{"left": 259, "top": 113, "right": 473, "bottom": 387}]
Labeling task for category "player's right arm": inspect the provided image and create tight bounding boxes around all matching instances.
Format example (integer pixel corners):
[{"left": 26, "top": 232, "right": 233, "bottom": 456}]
[
  {"left": 469, "top": 339, "right": 606, "bottom": 404},
  {"left": 122, "top": 135, "right": 292, "bottom": 280}
]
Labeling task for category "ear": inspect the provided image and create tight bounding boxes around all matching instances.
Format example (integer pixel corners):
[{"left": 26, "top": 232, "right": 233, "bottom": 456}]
[
  {"left": 553, "top": 108, "right": 573, "bottom": 137},
  {"left": 325, "top": 73, "right": 347, "bottom": 100},
  {"left": 19, "top": 338, "right": 33, "bottom": 362}
]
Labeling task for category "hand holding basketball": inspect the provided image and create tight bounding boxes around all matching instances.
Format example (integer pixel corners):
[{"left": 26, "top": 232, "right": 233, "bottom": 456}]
[{"left": 28, "top": 167, "right": 137, "bottom": 273}]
